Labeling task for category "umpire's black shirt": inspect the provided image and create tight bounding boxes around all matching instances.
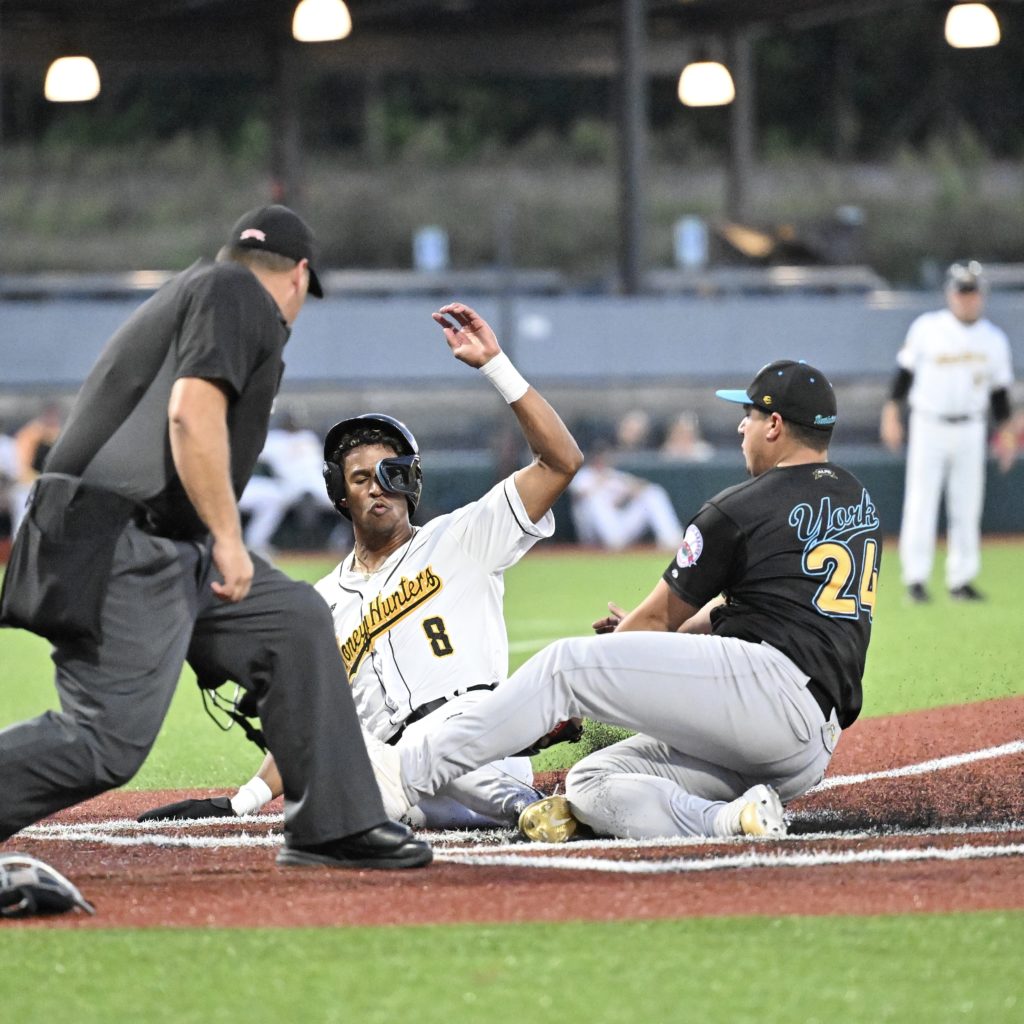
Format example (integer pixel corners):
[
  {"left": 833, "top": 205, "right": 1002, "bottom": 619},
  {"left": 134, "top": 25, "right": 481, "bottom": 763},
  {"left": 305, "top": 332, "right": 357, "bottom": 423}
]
[
  {"left": 662, "top": 464, "right": 882, "bottom": 728},
  {"left": 46, "top": 260, "right": 289, "bottom": 539}
]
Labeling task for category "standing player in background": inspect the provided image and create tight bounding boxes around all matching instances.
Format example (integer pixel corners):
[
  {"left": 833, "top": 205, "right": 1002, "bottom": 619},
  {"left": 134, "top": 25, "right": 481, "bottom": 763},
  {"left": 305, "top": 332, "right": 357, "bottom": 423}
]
[
  {"left": 880, "top": 261, "right": 1016, "bottom": 603},
  {"left": 369, "top": 361, "right": 881, "bottom": 843},
  {"left": 139, "top": 301, "right": 584, "bottom": 829},
  {"left": 0, "top": 204, "right": 430, "bottom": 872}
]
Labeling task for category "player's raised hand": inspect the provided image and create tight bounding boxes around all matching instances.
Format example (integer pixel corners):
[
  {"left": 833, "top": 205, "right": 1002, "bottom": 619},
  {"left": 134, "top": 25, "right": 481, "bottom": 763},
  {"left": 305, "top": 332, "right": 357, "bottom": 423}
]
[{"left": 432, "top": 302, "right": 501, "bottom": 368}]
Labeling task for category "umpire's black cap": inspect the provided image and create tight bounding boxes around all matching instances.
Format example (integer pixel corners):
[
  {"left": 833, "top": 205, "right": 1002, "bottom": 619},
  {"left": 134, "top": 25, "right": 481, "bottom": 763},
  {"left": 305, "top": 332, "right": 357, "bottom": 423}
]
[
  {"left": 227, "top": 204, "right": 323, "bottom": 297},
  {"left": 716, "top": 359, "right": 837, "bottom": 432}
]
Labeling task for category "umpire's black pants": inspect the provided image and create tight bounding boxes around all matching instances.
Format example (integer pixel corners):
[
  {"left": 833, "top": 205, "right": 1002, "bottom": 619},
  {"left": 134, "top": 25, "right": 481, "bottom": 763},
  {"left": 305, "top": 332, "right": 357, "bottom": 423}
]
[{"left": 0, "top": 522, "right": 386, "bottom": 844}]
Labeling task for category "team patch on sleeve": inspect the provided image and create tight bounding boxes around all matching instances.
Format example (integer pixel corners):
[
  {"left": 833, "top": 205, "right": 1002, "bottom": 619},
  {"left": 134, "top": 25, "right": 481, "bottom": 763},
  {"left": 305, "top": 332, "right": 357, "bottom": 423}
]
[{"left": 674, "top": 524, "right": 704, "bottom": 568}]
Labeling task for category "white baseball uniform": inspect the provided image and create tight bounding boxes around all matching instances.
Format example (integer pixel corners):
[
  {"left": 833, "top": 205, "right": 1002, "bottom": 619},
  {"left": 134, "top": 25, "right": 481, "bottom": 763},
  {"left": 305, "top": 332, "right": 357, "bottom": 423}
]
[
  {"left": 896, "top": 309, "right": 1014, "bottom": 588},
  {"left": 569, "top": 464, "right": 684, "bottom": 550},
  {"left": 240, "top": 427, "right": 337, "bottom": 551},
  {"left": 314, "top": 472, "right": 554, "bottom": 828}
]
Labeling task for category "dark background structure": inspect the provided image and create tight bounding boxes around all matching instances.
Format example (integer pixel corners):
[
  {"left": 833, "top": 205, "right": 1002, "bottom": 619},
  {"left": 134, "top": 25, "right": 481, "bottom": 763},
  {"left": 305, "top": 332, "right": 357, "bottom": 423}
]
[{"left": 4, "top": 1, "right": 1024, "bottom": 291}]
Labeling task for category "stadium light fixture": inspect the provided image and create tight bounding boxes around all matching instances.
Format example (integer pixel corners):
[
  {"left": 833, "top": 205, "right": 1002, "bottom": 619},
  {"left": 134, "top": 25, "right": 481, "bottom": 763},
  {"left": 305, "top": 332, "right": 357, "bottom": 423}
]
[
  {"left": 677, "top": 61, "right": 735, "bottom": 107},
  {"left": 292, "top": 0, "right": 352, "bottom": 42},
  {"left": 44, "top": 56, "right": 101, "bottom": 102},
  {"left": 945, "top": 4, "right": 1001, "bottom": 48}
]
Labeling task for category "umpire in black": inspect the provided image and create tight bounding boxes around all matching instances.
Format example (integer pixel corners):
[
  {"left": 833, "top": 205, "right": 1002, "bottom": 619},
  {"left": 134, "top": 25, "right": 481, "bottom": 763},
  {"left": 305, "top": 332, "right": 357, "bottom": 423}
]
[{"left": 0, "top": 205, "right": 431, "bottom": 870}]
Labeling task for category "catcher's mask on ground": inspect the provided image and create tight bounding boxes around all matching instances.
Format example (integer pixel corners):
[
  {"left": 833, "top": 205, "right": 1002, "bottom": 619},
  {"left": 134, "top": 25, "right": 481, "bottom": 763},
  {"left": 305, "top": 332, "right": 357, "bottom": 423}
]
[
  {"left": 0, "top": 853, "right": 96, "bottom": 917},
  {"left": 322, "top": 413, "right": 423, "bottom": 520}
]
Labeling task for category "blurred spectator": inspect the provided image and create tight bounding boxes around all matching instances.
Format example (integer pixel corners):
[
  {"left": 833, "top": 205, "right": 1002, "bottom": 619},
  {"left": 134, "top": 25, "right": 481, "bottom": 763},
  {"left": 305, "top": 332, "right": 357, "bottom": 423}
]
[
  {"left": 238, "top": 411, "right": 345, "bottom": 556},
  {"left": 660, "top": 411, "right": 715, "bottom": 462},
  {"left": 0, "top": 429, "right": 17, "bottom": 540},
  {"left": 615, "top": 409, "right": 654, "bottom": 452},
  {"left": 10, "top": 401, "right": 64, "bottom": 534},
  {"left": 569, "top": 443, "right": 684, "bottom": 551}
]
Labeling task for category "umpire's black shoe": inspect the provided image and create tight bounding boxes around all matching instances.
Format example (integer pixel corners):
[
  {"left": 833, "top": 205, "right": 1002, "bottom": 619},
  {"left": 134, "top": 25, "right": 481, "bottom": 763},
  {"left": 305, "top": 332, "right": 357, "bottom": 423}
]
[
  {"left": 949, "top": 583, "right": 985, "bottom": 602},
  {"left": 276, "top": 820, "right": 432, "bottom": 870},
  {"left": 907, "top": 583, "right": 930, "bottom": 604}
]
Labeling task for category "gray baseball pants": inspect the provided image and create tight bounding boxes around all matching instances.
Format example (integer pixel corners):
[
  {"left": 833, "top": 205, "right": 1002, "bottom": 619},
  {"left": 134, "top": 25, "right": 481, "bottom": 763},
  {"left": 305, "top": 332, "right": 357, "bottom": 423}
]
[
  {"left": 0, "top": 523, "right": 386, "bottom": 845},
  {"left": 397, "top": 631, "right": 840, "bottom": 838}
]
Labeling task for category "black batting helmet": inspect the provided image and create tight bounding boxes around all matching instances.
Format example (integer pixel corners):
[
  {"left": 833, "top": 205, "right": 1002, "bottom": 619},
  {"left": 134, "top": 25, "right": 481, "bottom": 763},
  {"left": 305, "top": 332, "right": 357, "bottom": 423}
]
[{"left": 322, "top": 413, "right": 423, "bottom": 520}]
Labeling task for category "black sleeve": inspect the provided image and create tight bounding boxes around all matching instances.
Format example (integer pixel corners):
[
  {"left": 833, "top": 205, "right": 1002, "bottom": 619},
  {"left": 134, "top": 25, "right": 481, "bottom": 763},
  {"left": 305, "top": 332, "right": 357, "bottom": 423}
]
[
  {"left": 990, "top": 388, "right": 1011, "bottom": 424},
  {"left": 889, "top": 368, "right": 913, "bottom": 402},
  {"left": 662, "top": 502, "right": 745, "bottom": 609},
  {"left": 176, "top": 271, "right": 266, "bottom": 399}
]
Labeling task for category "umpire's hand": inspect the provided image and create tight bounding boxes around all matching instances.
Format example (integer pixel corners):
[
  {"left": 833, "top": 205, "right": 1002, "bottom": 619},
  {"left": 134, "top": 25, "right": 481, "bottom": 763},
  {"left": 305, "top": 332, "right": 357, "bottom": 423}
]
[{"left": 211, "top": 535, "right": 254, "bottom": 602}]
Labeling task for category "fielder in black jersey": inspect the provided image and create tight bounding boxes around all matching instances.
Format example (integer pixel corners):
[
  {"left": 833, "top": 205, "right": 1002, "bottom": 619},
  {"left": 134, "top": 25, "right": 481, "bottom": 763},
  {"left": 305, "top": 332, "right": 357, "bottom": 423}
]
[
  {"left": 373, "top": 359, "right": 882, "bottom": 842},
  {"left": 664, "top": 463, "right": 879, "bottom": 730}
]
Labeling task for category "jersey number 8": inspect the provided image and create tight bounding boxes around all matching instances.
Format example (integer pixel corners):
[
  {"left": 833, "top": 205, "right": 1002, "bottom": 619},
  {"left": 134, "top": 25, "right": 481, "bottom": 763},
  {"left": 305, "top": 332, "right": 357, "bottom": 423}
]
[{"left": 422, "top": 616, "right": 455, "bottom": 657}]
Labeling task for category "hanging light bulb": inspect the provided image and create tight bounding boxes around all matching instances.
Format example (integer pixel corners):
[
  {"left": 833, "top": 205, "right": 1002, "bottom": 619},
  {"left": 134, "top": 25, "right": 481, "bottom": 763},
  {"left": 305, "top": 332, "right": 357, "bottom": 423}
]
[
  {"left": 44, "top": 56, "right": 101, "bottom": 102},
  {"left": 292, "top": 0, "right": 352, "bottom": 42},
  {"left": 945, "top": 4, "right": 1001, "bottom": 48},
  {"left": 677, "top": 61, "right": 735, "bottom": 107}
]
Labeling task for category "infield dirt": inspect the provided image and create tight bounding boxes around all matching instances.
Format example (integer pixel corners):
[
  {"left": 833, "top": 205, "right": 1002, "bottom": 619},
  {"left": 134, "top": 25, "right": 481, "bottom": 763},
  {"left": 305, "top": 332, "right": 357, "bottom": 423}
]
[{"left": 4, "top": 695, "right": 1023, "bottom": 929}]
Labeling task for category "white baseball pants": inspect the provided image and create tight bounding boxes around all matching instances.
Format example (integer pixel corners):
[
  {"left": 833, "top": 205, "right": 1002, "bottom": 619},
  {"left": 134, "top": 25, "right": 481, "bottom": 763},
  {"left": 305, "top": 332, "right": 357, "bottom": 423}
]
[
  {"left": 899, "top": 412, "right": 987, "bottom": 588},
  {"left": 572, "top": 484, "right": 684, "bottom": 550}
]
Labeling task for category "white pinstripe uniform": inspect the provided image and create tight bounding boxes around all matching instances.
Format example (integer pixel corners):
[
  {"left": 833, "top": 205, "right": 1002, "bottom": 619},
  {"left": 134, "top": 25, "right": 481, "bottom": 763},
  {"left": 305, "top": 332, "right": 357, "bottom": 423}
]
[
  {"left": 315, "top": 473, "right": 553, "bottom": 828},
  {"left": 896, "top": 308, "right": 1014, "bottom": 589}
]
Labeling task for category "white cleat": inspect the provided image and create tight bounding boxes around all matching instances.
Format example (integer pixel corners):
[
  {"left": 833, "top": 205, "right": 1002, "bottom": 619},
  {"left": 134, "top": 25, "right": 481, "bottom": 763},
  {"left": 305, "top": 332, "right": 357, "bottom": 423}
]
[
  {"left": 361, "top": 728, "right": 412, "bottom": 821},
  {"left": 737, "top": 784, "right": 786, "bottom": 837},
  {"left": 518, "top": 795, "right": 579, "bottom": 844},
  {"left": 716, "top": 784, "right": 787, "bottom": 838}
]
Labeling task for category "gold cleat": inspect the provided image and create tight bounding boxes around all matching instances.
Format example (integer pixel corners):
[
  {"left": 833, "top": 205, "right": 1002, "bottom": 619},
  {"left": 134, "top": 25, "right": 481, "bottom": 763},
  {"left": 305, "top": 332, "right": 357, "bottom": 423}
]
[{"left": 518, "top": 795, "right": 579, "bottom": 843}]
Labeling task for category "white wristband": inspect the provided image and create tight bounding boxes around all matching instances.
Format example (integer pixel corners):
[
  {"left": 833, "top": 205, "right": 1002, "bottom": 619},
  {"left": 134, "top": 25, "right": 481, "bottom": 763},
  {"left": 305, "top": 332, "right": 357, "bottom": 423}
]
[
  {"left": 230, "top": 776, "right": 274, "bottom": 816},
  {"left": 480, "top": 351, "right": 529, "bottom": 404}
]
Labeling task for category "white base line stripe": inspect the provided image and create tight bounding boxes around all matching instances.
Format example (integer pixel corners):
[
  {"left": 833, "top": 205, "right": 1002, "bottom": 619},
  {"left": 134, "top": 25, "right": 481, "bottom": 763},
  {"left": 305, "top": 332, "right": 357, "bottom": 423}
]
[
  {"left": 810, "top": 739, "right": 1024, "bottom": 791},
  {"left": 13, "top": 736, "right": 1023, "bottom": 875},
  {"left": 436, "top": 842, "right": 1024, "bottom": 875},
  {"left": 23, "top": 819, "right": 1024, "bottom": 848}
]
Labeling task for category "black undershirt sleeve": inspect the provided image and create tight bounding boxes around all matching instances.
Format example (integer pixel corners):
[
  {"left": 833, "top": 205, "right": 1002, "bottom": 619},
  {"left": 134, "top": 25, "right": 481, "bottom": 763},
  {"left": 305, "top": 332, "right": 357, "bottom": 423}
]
[
  {"left": 889, "top": 368, "right": 913, "bottom": 402},
  {"left": 990, "top": 388, "right": 1011, "bottom": 424}
]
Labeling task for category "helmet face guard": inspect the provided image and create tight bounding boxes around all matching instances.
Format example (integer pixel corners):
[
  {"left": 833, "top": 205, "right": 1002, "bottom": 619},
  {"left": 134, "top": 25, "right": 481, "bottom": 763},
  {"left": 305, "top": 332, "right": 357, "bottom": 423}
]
[
  {"left": 322, "top": 413, "right": 423, "bottom": 519},
  {"left": 374, "top": 453, "right": 421, "bottom": 506}
]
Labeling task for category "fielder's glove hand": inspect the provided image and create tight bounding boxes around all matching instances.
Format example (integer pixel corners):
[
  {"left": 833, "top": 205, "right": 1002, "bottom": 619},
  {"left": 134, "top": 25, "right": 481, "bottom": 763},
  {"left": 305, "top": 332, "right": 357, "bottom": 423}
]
[
  {"left": 515, "top": 718, "right": 584, "bottom": 757},
  {"left": 137, "top": 796, "right": 236, "bottom": 822},
  {"left": 0, "top": 854, "right": 96, "bottom": 918}
]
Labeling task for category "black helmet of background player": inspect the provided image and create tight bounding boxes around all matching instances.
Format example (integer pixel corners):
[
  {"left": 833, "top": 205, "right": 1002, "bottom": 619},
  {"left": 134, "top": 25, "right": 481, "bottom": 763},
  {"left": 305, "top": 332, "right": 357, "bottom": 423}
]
[
  {"left": 945, "top": 259, "right": 986, "bottom": 295},
  {"left": 322, "top": 414, "right": 423, "bottom": 520},
  {"left": 715, "top": 359, "right": 838, "bottom": 432}
]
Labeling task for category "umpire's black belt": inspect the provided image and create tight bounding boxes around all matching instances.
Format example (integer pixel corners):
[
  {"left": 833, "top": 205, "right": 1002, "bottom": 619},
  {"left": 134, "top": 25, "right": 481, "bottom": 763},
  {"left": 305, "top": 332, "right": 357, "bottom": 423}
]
[
  {"left": 806, "top": 678, "right": 837, "bottom": 722},
  {"left": 386, "top": 683, "right": 497, "bottom": 745}
]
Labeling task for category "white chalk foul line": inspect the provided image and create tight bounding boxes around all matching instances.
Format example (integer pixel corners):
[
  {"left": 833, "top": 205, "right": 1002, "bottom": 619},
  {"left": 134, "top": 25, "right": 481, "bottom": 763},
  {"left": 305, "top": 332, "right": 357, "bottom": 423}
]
[
  {"left": 810, "top": 738, "right": 1024, "bottom": 792},
  {"left": 15, "top": 735, "right": 1023, "bottom": 875},
  {"left": 436, "top": 842, "right": 1024, "bottom": 875}
]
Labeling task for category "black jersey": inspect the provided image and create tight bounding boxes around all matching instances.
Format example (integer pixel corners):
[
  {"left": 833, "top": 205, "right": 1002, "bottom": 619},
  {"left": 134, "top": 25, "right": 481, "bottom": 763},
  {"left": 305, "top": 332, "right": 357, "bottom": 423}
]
[
  {"left": 662, "top": 463, "right": 881, "bottom": 728},
  {"left": 46, "top": 260, "right": 289, "bottom": 538}
]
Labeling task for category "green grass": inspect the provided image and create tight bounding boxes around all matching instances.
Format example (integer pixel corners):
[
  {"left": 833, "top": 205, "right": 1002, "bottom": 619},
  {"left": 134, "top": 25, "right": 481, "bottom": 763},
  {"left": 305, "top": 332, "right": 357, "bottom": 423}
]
[
  {"left": 1, "top": 913, "right": 1022, "bottom": 1024},
  {"left": 2, "top": 541, "right": 1023, "bottom": 785}
]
